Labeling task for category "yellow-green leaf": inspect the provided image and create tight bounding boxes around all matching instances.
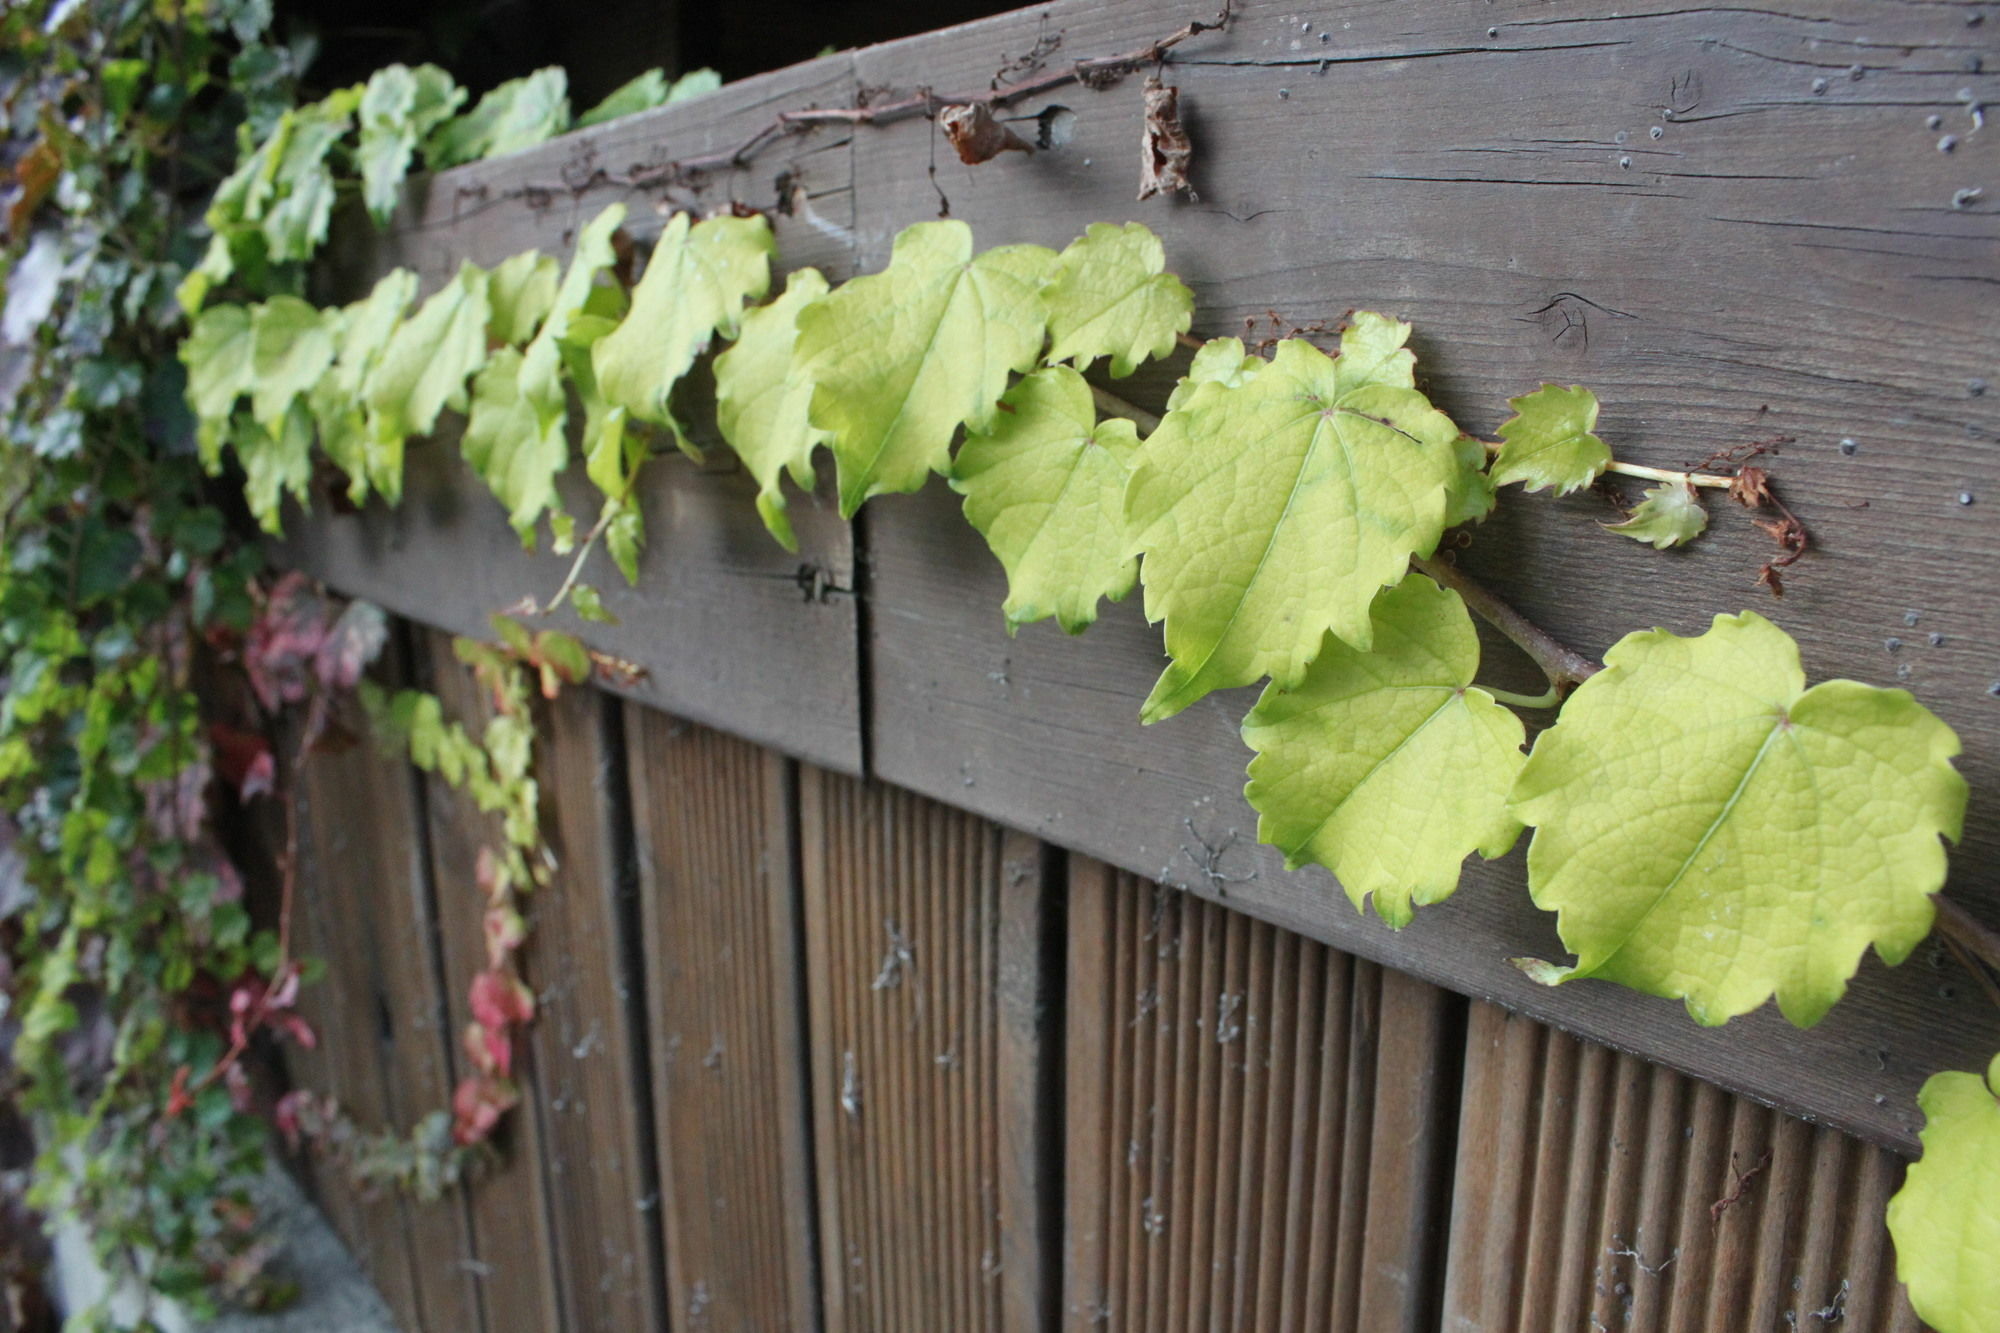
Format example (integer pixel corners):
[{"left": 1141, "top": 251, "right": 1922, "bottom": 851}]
[
  {"left": 462, "top": 347, "right": 568, "bottom": 544},
  {"left": 1490, "top": 383, "right": 1610, "bottom": 496},
  {"left": 796, "top": 220, "right": 1057, "bottom": 517},
  {"left": 310, "top": 269, "right": 417, "bottom": 503},
  {"left": 591, "top": 210, "right": 773, "bottom": 434},
  {"left": 1165, "top": 336, "right": 1262, "bottom": 411},
  {"left": 248, "top": 295, "right": 335, "bottom": 428},
  {"left": 1243, "top": 574, "right": 1525, "bottom": 927},
  {"left": 1510, "top": 610, "right": 1966, "bottom": 1026},
  {"left": 1887, "top": 1053, "right": 2000, "bottom": 1333},
  {"left": 1604, "top": 481, "right": 1707, "bottom": 549},
  {"left": 486, "top": 250, "right": 560, "bottom": 346},
  {"left": 714, "top": 266, "right": 831, "bottom": 552},
  {"left": 1043, "top": 221, "right": 1192, "bottom": 378},
  {"left": 951, "top": 365, "right": 1138, "bottom": 634},
  {"left": 1125, "top": 314, "right": 1460, "bottom": 722},
  {"left": 363, "top": 262, "right": 492, "bottom": 501}
]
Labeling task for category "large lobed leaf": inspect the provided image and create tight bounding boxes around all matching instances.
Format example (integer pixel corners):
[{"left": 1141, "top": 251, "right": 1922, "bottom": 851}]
[
  {"left": 952, "top": 365, "right": 1139, "bottom": 634},
  {"left": 1511, "top": 610, "right": 1965, "bottom": 1026},
  {"left": 796, "top": 220, "right": 1057, "bottom": 517},
  {"left": 591, "top": 210, "right": 773, "bottom": 445},
  {"left": 713, "top": 267, "right": 832, "bottom": 552},
  {"left": 1887, "top": 1053, "right": 2000, "bottom": 1333},
  {"left": 1125, "top": 313, "right": 1460, "bottom": 722},
  {"left": 1243, "top": 574, "right": 1526, "bottom": 927},
  {"left": 1043, "top": 221, "right": 1192, "bottom": 379}
]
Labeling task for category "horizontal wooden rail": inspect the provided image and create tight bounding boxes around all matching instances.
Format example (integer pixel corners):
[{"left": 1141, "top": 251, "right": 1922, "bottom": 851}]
[{"left": 277, "top": 0, "right": 2000, "bottom": 1152}]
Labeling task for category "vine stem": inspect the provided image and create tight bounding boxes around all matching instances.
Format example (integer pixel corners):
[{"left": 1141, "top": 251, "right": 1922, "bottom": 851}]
[
  {"left": 1088, "top": 384, "right": 1603, "bottom": 695},
  {"left": 1934, "top": 897, "right": 2000, "bottom": 1004}
]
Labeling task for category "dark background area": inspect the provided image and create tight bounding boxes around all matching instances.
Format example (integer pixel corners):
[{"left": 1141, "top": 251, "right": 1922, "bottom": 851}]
[{"left": 276, "top": 0, "right": 1026, "bottom": 108}]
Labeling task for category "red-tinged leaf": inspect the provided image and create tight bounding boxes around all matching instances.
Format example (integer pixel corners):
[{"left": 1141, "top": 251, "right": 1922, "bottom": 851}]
[
  {"left": 463, "top": 1020, "right": 511, "bottom": 1077},
  {"left": 483, "top": 904, "right": 526, "bottom": 968},
  {"left": 532, "top": 629, "right": 590, "bottom": 686},
  {"left": 240, "top": 749, "right": 276, "bottom": 801},
  {"left": 468, "top": 969, "right": 534, "bottom": 1029},
  {"left": 313, "top": 600, "right": 388, "bottom": 692},
  {"left": 451, "top": 1075, "right": 519, "bottom": 1145},
  {"left": 245, "top": 573, "right": 332, "bottom": 714},
  {"left": 208, "top": 721, "right": 272, "bottom": 796}
]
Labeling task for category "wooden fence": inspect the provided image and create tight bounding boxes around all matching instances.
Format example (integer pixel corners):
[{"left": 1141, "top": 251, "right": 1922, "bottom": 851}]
[
  {"left": 270, "top": 0, "right": 2000, "bottom": 1326},
  {"left": 285, "top": 631, "right": 1924, "bottom": 1330}
]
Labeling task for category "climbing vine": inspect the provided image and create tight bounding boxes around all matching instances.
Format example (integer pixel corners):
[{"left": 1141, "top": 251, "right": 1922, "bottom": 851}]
[{"left": 7, "top": 1, "right": 1996, "bottom": 1328}]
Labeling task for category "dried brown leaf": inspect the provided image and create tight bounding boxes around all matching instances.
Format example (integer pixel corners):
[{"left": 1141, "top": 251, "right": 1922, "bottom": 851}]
[
  {"left": 1137, "top": 75, "right": 1194, "bottom": 201},
  {"left": 937, "top": 102, "right": 1033, "bottom": 165}
]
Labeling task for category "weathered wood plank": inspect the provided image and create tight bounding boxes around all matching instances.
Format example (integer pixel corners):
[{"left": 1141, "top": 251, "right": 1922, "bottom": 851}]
[
  {"left": 852, "top": 0, "right": 2000, "bottom": 1152},
  {"left": 284, "top": 0, "right": 2000, "bottom": 1148},
  {"left": 798, "top": 768, "right": 1056, "bottom": 1333},
  {"left": 512, "top": 686, "right": 667, "bottom": 1332},
  {"left": 1060, "top": 858, "right": 1461, "bottom": 1331},
  {"left": 1441, "top": 1001, "right": 1923, "bottom": 1332},
  {"left": 279, "top": 56, "right": 866, "bottom": 775},
  {"left": 621, "top": 707, "right": 821, "bottom": 1331},
  {"left": 287, "top": 645, "right": 485, "bottom": 1333},
  {"left": 412, "top": 626, "right": 567, "bottom": 1333}
]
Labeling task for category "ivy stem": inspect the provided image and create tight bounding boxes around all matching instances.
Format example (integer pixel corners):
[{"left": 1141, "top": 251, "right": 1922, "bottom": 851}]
[
  {"left": 1413, "top": 556, "right": 1601, "bottom": 691},
  {"left": 1088, "top": 384, "right": 1604, "bottom": 696},
  {"left": 1934, "top": 897, "right": 2000, "bottom": 1009},
  {"left": 1482, "top": 683, "right": 1562, "bottom": 710}
]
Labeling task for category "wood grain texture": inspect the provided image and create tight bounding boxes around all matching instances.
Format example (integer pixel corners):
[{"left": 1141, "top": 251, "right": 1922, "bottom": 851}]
[
  {"left": 798, "top": 767, "right": 1055, "bottom": 1333},
  {"left": 1442, "top": 1000, "right": 1925, "bottom": 1333},
  {"left": 287, "top": 648, "right": 484, "bottom": 1333},
  {"left": 412, "top": 626, "right": 567, "bottom": 1333},
  {"left": 512, "top": 685, "right": 667, "bottom": 1332},
  {"left": 277, "top": 56, "right": 866, "bottom": 774},
  {"left": 849, "top": 0, "right": 2000, "bottom": 1160},
  {"left": 1061, "top": 858, "right": 1460, "bottom": 1332},
  {"left": 281, "top": 0, "right": 2000, "bottom": 1148},
  {"left": 622, "top": 706, "right": 821, "bottom": 1331}
]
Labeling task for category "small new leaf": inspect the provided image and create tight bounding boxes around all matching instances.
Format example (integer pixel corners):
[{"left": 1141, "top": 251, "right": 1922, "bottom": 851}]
[
  {"left": 592, "top": 211, "right": 773, "bottom": 435},
  {"left": 1243, "top": 575, "right": 1526, "bottom": 926},
  {"left": 1126, "top": 313, "right": 1460, "bottom": 722},
  {"left": 1043, "top": 221, "right": 1193, "bottom": 378},
  {"left": 1490, "top": 384, "right": 1610, "bottom": 496},
  {"left": 1886, "top": 1053, "right": 2000, "bottom": 1333},
  {"left": 796, "top": 220, "right": 1057, "bottom": 516},
  {"left": 952, "top": 365, "right": 1140, "bottom": 634},
  {"left": 1510, "top": 610, "right": 1966, "bottom": 1026},
  {"left": 1604, "top": 481, "right": 1707, "bottom": 549},
  {"left": 714, "top": 266, "right": 831, "bottom": 551}
]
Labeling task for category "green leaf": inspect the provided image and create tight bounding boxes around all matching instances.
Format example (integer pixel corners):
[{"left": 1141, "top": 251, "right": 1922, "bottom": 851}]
[
  {"left": 951, "top": 365, "right": 1139, "bottom": 634},
  {"left": 1165, "top": 336, "right": 1262, "bottom": 410},
  {"left": 798, "top": 221, "right": 1057, "bottom": 516},
  {"left": 714, "top": 266, "right": 831, "bottom": 551},
  {"left": 363, "top": 262, "right": 492, "bottom": 501},
  {"left": 1603, "top": 481, "right": 1707, "bottom": 549},
  {"left": 571, "top": 65, "right": 717, "bottom": 129},
  {"left": 248, "top": 296, "right": 335, "bottom": 428},
  {"left": 1243, "top": 574, "right": 1526, "bottom": 926},
  {"left": 1887, "top": 1053, "right": 2000, "bottom": 1333},
  {"left": 259, "top": 91, "right": 359, "bottom": 263},
  {"left": 425, "top": 68, "right": 569, "bottom": 168},
  {"left": 462, "top": 347, "right": 567, "bottom": 544},
  {"left": 180, "top": 303, "right": 254, "bottom": 468},
  {"left": 1442, "top": 433, "right": 1498, "bottom": 530},
  {"left": 1043, "top": 221, "right": 1192, "bottom": 378},
  {"left": 1125, "top": 315, "right": 1461, "bottom": 722},
  {"left": 605, "top": 503, "right": 643, "bottom": 584},
  {"left": 1510, "top": 610, "right": 1966, "bottom": 1026},
  {"left": 357, "top": 64, "right": 464, "bottom": 225},
  {"left": 486, "top": 250, "right": 560, "bottom": 346},
  {"left": 311, "top": 269, "right": 417, "bottom": 503},
  {"left": 591, "top": 211, "right": 773, "bottom": 437},
  {"left": 1489, "top": 383, "right": 1610, "bottom": 496},
  {"left": 518, "top": 204, "right": 626, "bottom": 446},
  {"left": 236, "top": 404, "right": 314, "bottom": 533},
  {"left": 571, "top": 584, "right": 616, "bottom": 624}
]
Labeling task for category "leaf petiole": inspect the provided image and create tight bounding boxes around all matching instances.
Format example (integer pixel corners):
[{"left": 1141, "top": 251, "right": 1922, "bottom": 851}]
[{"left": 1483, "top": 683, "right": 1562, "bottom": 710}]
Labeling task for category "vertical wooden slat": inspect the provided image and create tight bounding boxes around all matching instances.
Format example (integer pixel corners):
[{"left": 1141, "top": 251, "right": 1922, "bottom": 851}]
[
  {"left": 799, "top": 767, "right": 1054, "bottom": 1333},
  {"left": 288, "top": 636, "right": 484, "bottom": 1333},
  {"left": 414, "top": 627, "right": 564, "bottom": 1333},
  {"left": 515, "top": 685, "right": 666, "bottom": 1333},
  {"left": 622, "top": 706, "right": 819, "bottom": 1330},
  {"left": 1441, "top": 1002, "right": 1924, "bottom": 1332},
  {"left": 1062, "top": 860, "right": 1460, "bottom": 1332}
]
